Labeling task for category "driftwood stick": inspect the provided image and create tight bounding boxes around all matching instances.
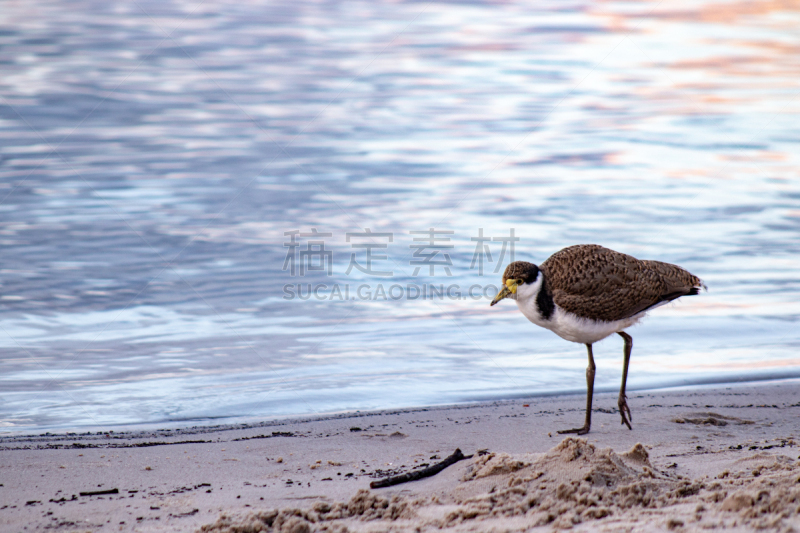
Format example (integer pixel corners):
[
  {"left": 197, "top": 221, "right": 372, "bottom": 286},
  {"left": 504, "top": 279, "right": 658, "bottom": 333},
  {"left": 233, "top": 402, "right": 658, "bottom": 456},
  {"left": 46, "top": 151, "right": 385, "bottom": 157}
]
[
  {"left": 79, "top": 488, "right": 119, "bottom": 497},
  {"left": 370, "top": 448, "right": 467, "bottom": 489}
]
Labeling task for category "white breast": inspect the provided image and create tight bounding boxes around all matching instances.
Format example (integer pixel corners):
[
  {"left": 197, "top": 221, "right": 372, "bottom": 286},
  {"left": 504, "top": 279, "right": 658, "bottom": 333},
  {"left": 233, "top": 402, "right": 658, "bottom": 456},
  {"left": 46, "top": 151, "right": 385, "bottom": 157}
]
[{"left": 513, "top": 275, "right": 644, "bottom": 345}]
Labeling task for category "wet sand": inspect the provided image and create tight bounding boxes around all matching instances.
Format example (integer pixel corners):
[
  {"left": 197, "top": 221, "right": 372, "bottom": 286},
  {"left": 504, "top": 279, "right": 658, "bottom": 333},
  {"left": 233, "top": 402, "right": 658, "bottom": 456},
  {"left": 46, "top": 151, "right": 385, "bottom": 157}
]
[{"left": 2, "top": 380, "right": 800, "bottom": 532}]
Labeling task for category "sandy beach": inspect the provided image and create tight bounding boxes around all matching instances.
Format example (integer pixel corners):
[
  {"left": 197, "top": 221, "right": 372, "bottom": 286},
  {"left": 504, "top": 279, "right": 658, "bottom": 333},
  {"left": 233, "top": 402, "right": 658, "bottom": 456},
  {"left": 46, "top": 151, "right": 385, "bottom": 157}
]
[
  {"left": 4, "top": 1, "right": 800, "bottom": 532},
  {"left": 2, "top": 379, "right": 800, "bottom": 532}
]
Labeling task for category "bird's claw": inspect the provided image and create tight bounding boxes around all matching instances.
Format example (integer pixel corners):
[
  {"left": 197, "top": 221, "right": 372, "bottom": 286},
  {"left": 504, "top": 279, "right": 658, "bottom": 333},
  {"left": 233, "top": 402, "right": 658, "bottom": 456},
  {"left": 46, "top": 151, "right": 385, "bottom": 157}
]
[
  {"left": 557, "top": 426, "right": 590, "bottom": 436},
  {"left": 618, "top": 395, "right": 633, "bottom": 430}
]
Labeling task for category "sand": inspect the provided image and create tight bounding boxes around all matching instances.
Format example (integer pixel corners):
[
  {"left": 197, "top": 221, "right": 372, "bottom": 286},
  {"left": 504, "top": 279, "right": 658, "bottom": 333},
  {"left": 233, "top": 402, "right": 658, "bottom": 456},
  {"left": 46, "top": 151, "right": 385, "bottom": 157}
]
[{"left": 2, "top": 380, "right": 800, "bottom": 532}]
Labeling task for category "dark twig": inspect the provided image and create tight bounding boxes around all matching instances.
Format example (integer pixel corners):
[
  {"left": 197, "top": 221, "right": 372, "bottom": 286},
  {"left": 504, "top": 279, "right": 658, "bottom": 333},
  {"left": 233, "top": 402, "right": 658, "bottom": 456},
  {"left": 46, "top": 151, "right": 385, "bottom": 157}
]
[
  {"left": 79, "top": 488, "right": 119, "bottom": 496},
  {"left": 370, "top": 448, "right": 468, "bottom": 489}
]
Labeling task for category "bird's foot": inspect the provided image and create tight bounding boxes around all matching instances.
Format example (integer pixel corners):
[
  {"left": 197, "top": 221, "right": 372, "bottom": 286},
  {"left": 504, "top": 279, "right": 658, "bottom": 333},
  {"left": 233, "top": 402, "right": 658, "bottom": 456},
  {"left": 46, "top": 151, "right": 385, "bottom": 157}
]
[
  {"left": 557, "top": 425, "right": 590, "bottom": 436},
  {"left": 618, "top": 395, "right": 633, "bottom": 430}
]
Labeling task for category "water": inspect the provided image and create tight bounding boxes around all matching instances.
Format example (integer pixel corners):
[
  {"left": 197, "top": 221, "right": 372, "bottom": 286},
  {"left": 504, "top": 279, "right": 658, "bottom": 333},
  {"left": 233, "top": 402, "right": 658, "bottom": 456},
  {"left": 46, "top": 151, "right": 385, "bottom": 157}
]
[{"left": 1, "top": 0, "right": 799, "bottom": 432}]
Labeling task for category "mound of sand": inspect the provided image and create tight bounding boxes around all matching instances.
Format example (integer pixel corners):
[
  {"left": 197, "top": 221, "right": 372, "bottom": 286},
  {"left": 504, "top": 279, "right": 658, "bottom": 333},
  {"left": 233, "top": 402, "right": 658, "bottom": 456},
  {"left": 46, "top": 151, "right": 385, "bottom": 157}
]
[
  {"left": 199, "top": 438, "right": 800, "bottom": 532},
  {"left": 447, "top": 437, "right": 675, "bottom": 529}
]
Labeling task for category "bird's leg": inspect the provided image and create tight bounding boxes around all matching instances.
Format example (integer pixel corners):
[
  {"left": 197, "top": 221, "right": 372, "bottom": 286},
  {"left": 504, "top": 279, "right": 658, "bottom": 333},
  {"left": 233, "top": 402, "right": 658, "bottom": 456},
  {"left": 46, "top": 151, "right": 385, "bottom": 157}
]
[
  {"left": 557, "top": 343, "right": 595, "bottom": 436},
  {"left": 617, "top": 331, "right": 633, "bottom": 430}
]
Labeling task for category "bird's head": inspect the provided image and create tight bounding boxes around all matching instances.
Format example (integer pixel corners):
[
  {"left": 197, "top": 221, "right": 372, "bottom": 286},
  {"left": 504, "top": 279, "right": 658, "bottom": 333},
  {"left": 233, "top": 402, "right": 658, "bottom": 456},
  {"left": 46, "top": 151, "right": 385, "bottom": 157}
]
[{"left": 490, "top": 261, "right": 540, "bottom": 306}]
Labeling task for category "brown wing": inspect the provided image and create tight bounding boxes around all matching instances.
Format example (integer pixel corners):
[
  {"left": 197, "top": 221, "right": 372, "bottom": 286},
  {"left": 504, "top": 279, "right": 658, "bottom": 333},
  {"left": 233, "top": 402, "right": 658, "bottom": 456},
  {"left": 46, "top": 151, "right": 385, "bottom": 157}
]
[{"left": 540, "top": 245, "right": 703, "bottom": 322}]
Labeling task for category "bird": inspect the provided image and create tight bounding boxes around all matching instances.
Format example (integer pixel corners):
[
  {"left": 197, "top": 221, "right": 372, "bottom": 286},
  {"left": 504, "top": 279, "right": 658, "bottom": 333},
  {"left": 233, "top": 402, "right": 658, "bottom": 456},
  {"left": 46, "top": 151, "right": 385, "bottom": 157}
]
[{"left": 490, "top": 244, "right": 704, "bottom": 435}]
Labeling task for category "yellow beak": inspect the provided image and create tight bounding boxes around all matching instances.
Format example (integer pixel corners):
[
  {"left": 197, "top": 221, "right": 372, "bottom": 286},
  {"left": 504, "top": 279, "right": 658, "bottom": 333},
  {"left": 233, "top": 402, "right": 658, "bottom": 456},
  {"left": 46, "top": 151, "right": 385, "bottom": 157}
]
[{"left": 490, "top": 279, "right": 520, "bottom": 306}]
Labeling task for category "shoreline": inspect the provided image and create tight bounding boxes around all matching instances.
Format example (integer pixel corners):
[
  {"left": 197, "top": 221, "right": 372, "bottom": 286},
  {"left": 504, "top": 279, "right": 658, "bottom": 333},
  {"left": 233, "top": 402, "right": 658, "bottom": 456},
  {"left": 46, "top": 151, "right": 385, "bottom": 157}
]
[
  {"left": 5, "top": 370, "right": 800, "bottom": 439},
  {"left": 2, "top": 379, "right": 800, "bottom": 531}
]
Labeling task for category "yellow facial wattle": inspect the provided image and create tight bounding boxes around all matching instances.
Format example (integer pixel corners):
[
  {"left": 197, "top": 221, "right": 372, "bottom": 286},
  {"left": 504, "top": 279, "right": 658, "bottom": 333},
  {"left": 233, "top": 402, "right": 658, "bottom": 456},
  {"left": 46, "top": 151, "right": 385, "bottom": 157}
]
[{"left": 506, "top": 278, "right": 519, "bottom": 293}]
